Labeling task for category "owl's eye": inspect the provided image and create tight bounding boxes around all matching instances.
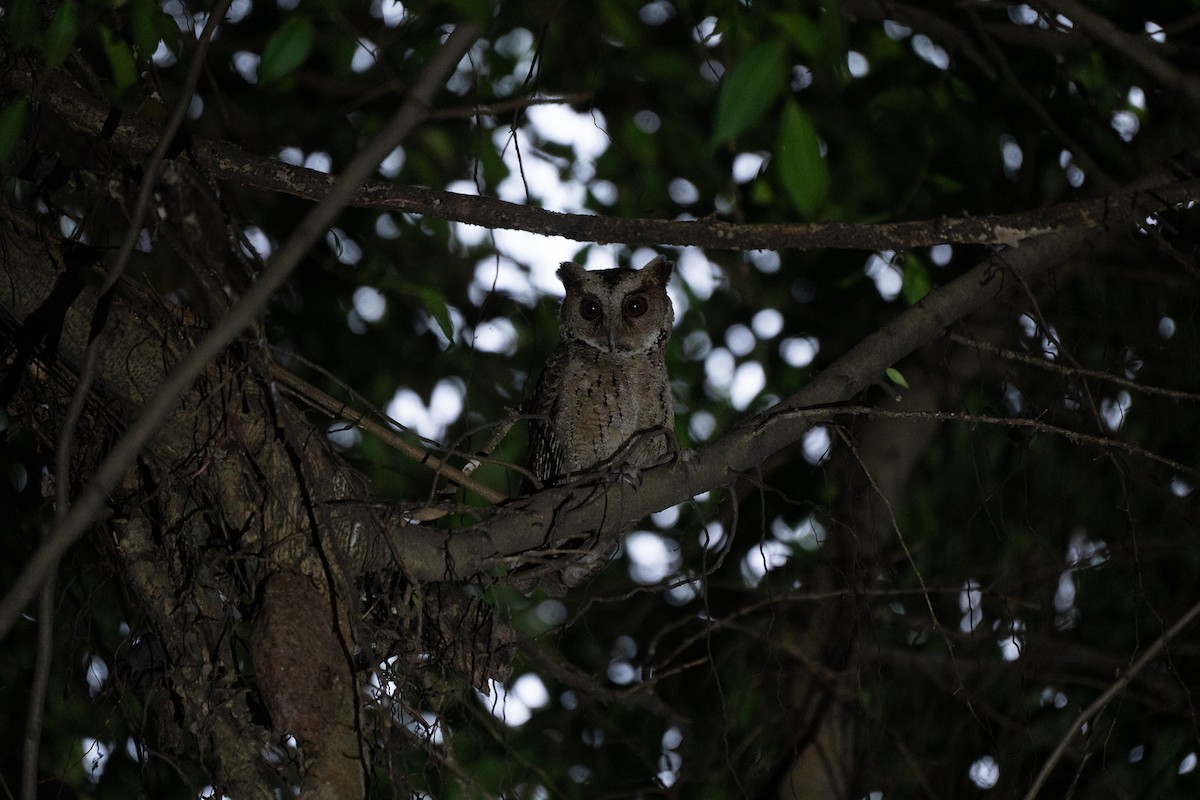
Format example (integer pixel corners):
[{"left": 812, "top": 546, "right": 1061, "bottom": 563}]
[
  {"left": 623, "top": 295, "right": 648, "bottom": 318},
  {"left": 579, "top": 297, "right": 603, "bottom": 321}
]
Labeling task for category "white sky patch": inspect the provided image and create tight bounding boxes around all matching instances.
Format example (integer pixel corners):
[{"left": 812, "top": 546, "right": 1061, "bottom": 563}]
[
  {"left": 351, "top": 38, "right": 378, "bottom": 73},
  {"left": 802, "top": 426, "right": 831, "bottom": 464},
  {"left": 152, "top": 39, "right": 178, "bottom": 67},
  {"left": 241, "top": 225, "right": 273, "bottom": 259},
  {"left": 1008, "top": 4, "right": 1039, "bottom": 24},
  {"left": 495, "top": 27, "right": 534, "bottom": 58},
  {"left": 304, "top": 150, "right": 333, "bottom": 173},
  {"left": 466, "top": 242, "right": 622, "bottom": 307},
  {"left": 370, "top": 0, "right": 406, "bottom": 26},
  {"left": 535, "top": 598, "right": 567, "bottom": 628},
  {"left": 847, "top": 50, "right": 870, "bottom": 78},
  {"left": 352, "top": 286, "right": 386, "bottom": 322},
  {"left": 513, "top": 673, "right": 550, "bottom": 710},
  {"left": 82, "top": 737, "right": 113, "bottom": 783},
  {"left": 387, "top": 379, "right": 464, "bottom": 442},
  {"left": 477, "top": 679, "right": 532, "bottom": 727},
  {"left": 699, "top": 521, "right": 726, "bottom": 551},
  {"left": 725, "top": 324, "right": 756, "bottom": 356},
  {"left": 652, "top": 504, "right": 681, "bottom": 529},
  {"left": 959, "top": 579, "right": 983, "bottom": 633},
  {"left": 1112, "top": 110, "right": 1139, "bottom": 142},
  {"left": 224, "top": 0, "right": 251, "bottom": 23},
  {"left": 791, "top": 65, "right": 814, "bottom": 91},
  {"left": 525, "top": 104, "right": 610, "bottom": 181},
  {"left": 1145, "top": 21, "right": 1166, "bottom": 43},
  {"left": 968, "top": 756, "right": 1000, "bottom": 789},
  {"left": 730, "top": 361, "right": 765, "bottom": 410},
  {"left": 232, "top": 51, "right": 259, "bottom": 82},
  {"left": 997, "top": 618, "right": 1024, "bottom": 661},
  {"left": 1059, "top": 148, "right": 1085, "bottom": 187},
  {"left": 277, "top": 145, "right": 303, "bottom": 166},
  {"left": 930, "top": 243, "right": 953, "bottom": 266},
  {"left": 626, "top": 530, "right": 681, "bottom": 585},
  {"left": 693, "top": 16, "right": 721, "bottom": 45},
  {"left": 865, "top": 251, "right": 902, "bottom": 300},
  {"left": 1100, "top": 390, "right": 1132, "bottom": 431},
  {"left": 471, "top": 318, "right": 519, "bottom": 355},
  {"left": 379, "top": 146, "right": 405, "bottom": 178},
  {"left": 591, "top": 179, "right": 618, "bottom": 204},
  {"left": 658, "top": 726, "right": 685, "bottom": 786},
  {"left": 772, "top": 515, "right": 826, "bottom": 551},
  {"left": 669, "top": 177, "right": 700, "bottom": 205},
  {"left": 741, "top": 540, "right": 792, "bottom": 587},
  {"left": 676, "top": 248, "right": 720, "bottom": 299},
  {"left": 780, "top": 335, "right": 819, "bottom": 368},
  {"left": 682, "top": 330, "right": 712, "bottom": 360},
  {"left": 1000, "top": 134, "right": 1023, "bottom": 178},
  {"left": 635, "top": 109, "right": 661, "bottom": 134},
  {"left": 752, "top": 309, "right": 784, "bottom": 339},
  {"left": 640, "top": 0, "right": 674, "bottom": 26},
  {"left": 85, "top": 653, "right": 109, "bottom": 697},
  {"left": 469, "top": 257, "right": 537, "bottom": 306},
  {"left": 689, "top": 410, "right": 717, "bottom": 442},
  {"left": 912, "top": 34, "right": 949, "bottom": 69},
  {"left": 326, "top": 227, "right": 363, "bottom": 265},
  {"left": 703, "top": 347, "right": 735, "bottom": 397},
  {"left": 326, "top": 419, "right": 362, "bottom": 451}
]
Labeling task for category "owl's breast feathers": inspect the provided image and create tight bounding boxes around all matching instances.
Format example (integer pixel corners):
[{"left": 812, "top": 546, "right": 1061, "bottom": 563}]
[{"left": 528, "top": 342, "right": 673, "bottom": 486}]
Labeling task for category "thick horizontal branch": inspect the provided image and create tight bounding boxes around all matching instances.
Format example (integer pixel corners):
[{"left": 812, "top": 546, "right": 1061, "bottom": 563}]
[{"left": 13, "top": 67, "right": 1200, "bottom": 253}]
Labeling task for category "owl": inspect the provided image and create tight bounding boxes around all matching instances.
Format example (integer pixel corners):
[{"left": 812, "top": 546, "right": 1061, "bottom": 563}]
[
  {"left": 528, "top": 256, "right": 675, "bottom": 487},
  {"left": 518, "top": 256, "right": 676, "bottom": 595}
]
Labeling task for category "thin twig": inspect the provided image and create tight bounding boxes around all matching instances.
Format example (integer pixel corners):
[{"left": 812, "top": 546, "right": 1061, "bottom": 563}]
[
  {"left": 1022, "top": 596, "right": 1200, "bottom": 800},
  {"left": 947, "top": 332, "right": 1200, "bottom": 403},
  {"left": 265, "top": 359, "right": 508, "bottom": 504}
]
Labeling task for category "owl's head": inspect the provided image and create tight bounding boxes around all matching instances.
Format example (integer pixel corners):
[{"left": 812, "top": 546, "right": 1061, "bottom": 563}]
[{"left": 557, "top": 256, "right": 674, "bottom": 354}]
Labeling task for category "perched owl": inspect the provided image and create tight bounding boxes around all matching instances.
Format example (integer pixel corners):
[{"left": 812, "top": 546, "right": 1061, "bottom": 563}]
[
  {"left": 529, "top": 256, "right": 675, "bottom": 486},
  {"left": 518, "top": 256, "right": 676, "bottom": 595}
]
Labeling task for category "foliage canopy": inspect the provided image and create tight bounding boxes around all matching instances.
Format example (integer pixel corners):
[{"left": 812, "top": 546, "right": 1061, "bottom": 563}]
[{"left": 2, "top": 1, "right": 1199, "bottom": 798}]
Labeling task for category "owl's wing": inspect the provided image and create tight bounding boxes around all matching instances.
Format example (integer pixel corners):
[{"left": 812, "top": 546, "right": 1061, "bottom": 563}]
[{"left": 527, "top": 345, "right": 569, "bottom": 487}]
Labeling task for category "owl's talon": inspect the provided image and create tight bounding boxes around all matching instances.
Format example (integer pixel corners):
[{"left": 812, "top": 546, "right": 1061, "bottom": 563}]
[{"left": 611, "top": 463, "right": 643, "bottom": 488}]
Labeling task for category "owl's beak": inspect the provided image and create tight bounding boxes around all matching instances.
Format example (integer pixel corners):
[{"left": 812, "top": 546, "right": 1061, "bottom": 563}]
[{"left": 608, "top": 329, "right": 618, "bottom": 353}]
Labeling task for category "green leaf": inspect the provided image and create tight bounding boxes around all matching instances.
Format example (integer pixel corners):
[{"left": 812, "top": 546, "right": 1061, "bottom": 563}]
[
  {"left": 901, "top": 259, "right": 933, "bottom": 305},
  {"left": 130, "top": 0, "right": 163, "bottom": 59},
  {"left": 42, "top": 0, "right": 79, "bottom": 69},
  {"left": 99, "top": 24, "right": 138, "bottom": 96},
  {"left": 776, "top": 100, "right": 828, "bottom": 218},
  {"left": 258, "top": 16, "right": 314, "bottom": 85},
  {"left": 0, "top": 100, "right": 30, "bottom": 163},
  {"left": 769, "top": 12, "right": 823, "bottom": 59},
  {"left": 416, "top": 287, "right": 455, "bottom": 343},
  {"left": 885, "top": 367, "right": 909, "bottom": 389},
  {"left": 711, "top": 39, "right": 788, "bottom": 146}
]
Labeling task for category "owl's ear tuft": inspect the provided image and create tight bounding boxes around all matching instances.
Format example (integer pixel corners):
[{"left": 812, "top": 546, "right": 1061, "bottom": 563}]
[
  {"left": 643, "top": 255, "right": 674, "bottom": 283},
  {"left": 557, "top": 262, "right": 588, "bottom": 287}
]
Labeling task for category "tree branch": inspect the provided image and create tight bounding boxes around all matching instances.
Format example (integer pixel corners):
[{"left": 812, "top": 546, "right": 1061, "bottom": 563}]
[{"left": 8, "top": 67, "right": 1200, "bottom": 253}]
